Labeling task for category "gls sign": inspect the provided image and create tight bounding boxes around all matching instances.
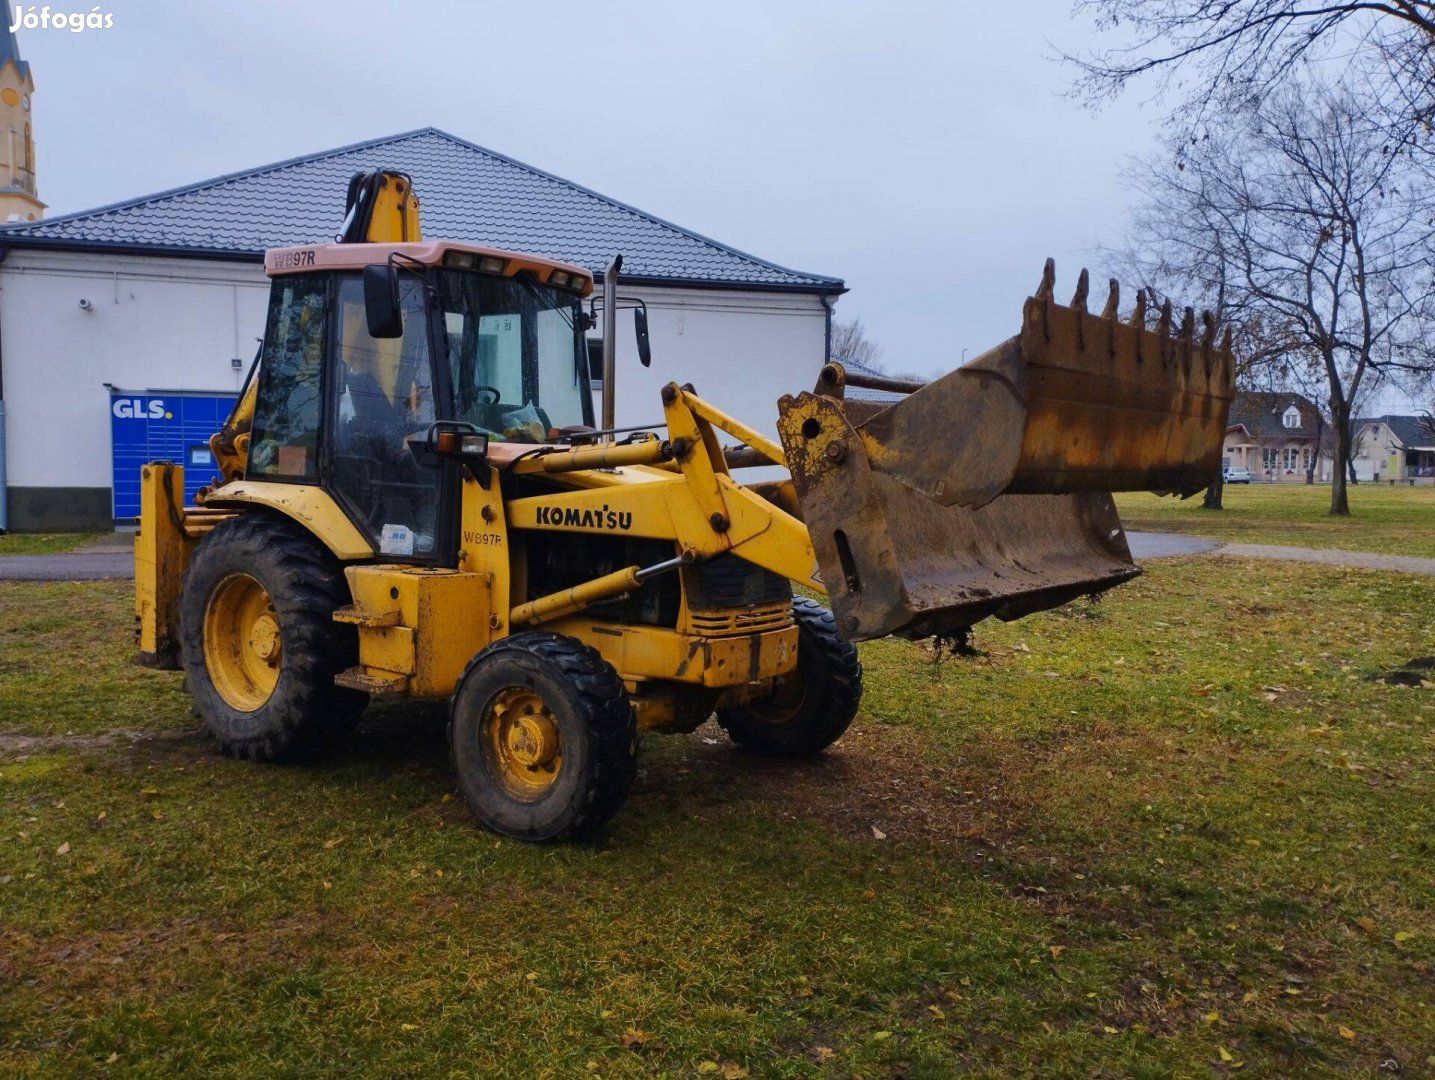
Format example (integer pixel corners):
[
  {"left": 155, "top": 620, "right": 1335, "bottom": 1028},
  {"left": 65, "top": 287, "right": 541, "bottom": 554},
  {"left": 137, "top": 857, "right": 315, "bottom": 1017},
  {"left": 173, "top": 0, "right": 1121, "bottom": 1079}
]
[{"left": 112, "top": 398, "right": 170, "bottom": 420}]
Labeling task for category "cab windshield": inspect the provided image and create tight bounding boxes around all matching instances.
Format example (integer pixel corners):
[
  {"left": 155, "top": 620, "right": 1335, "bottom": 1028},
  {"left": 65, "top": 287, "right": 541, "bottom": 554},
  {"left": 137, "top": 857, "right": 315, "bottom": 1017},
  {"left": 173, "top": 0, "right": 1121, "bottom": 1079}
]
[{"left": 436, "top": 269, "right": 590, "bottom": 442}]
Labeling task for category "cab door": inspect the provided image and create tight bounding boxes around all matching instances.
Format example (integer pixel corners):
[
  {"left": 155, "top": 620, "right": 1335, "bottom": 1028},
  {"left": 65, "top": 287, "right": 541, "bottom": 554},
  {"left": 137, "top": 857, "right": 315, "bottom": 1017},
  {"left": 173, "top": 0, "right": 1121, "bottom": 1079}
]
[{"left": 327, "top": 274, "right": 447, "bottom": 560}]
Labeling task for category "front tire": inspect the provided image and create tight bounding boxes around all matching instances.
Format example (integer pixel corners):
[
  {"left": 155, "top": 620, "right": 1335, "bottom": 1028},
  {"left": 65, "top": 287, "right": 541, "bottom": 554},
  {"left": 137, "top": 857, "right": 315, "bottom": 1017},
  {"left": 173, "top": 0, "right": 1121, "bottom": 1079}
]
[
  {"left": 717, "top": 597, "right": 862, "bottom": 757},
  {"left": 449, "top": 633, "right": 637, "bottom": 842},
  {"left": 180, "top": 514, "right": 367, "bottom": 762}
]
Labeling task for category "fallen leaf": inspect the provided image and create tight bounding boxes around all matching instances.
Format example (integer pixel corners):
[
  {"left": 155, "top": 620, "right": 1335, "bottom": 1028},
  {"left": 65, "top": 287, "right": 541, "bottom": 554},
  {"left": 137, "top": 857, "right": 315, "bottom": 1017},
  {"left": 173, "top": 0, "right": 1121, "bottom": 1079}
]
[
  {"left": 814, "top": 1047, "right": 836, "bottom": 1063},
  {"left": 1013, "top": 642, "right": 1032, "bottom": 653},
  {"left": 321, "top": 880, "right": 332, "bottom": 890},
  {"left": 861, "top": 888, "right": 875, "bottom": 899},
  {"left": 1205, "top": 1011, "right": 1220, "bottom": 1023},
  {"left": 1338, "top": 1025, "right": 1356, "bottom": 1041},
  {"left": 721, "top": 1065, "right": 748, "bottom": 1080},
  {"left": 1355, "top": 916, "right": 1377, "bottom": 934},
  {"left": 139, "top": 788, "right": 158, "bottom": 797},
  {"left": 323, "top": 836, "right": 344, "bottom": 849},
  {"left": 697, "top": 1063, "right": 719, "bottom": 1075},
  {"left": 871, "top": 826, "right": 887, "bottom": 840},
  {"left": 104, "top": 1052, "right": 119, "bottom": 1064},
  {"left": 400, "top": 1023, "right": 418, "bottom": 1032},
  {"left": 55, "top": 842, "right": 70, "bottom": 856},
  {"left": 928, "top": 1005, "right": 946, "bottom": 1020},
  {"left": 1047, "top": 945, "right": 1065, "bottom": 959},
  {"left": 872, "top": 1030, "right": 892, "bottom": 1041},
  {"left": 1218, "top": 1046, "right": 1234, "bottom": 1062},
  {"left": 1394, "top": 931, "right": 1415, "bottom": 943},
  {"left": 1103, "top": 1026, "right": 1119, "bottom": 1035},
  {"left": 620, "top": 1027, "right": 646, "bottom": 1049},
  {"left": 151, "top": 811, "right": 165, "bottom": 821}
]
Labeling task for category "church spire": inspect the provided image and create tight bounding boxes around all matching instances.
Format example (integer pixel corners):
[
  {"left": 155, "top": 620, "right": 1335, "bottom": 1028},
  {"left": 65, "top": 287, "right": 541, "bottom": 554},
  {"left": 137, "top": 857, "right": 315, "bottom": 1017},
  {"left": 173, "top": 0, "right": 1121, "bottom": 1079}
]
[
  {"left": 0, "top": 3, "right": 31, "bottom": 84},
  {"left": 0, "top": 0, "right": 42, "bottom": 221}
]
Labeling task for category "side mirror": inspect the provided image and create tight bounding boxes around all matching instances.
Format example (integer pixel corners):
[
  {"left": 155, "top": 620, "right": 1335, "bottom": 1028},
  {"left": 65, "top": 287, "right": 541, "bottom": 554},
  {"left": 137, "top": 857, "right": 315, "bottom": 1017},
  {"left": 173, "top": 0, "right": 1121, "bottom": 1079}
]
[
  {"left": 634, "top": 306, "right": 652, "bottom": 368},
  {"left": 363, "top": 263, "right": 403, "bottom": 338}
]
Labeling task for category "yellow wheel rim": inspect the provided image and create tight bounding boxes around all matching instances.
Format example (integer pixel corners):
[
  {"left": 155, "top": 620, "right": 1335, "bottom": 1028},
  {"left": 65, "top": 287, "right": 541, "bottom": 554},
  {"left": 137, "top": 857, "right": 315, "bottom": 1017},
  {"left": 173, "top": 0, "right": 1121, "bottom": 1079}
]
[
  {"left": 482, "top": 686, "right": 563, "bottom": 800},
  {"left": 203, "top": 572, "right": 282, "bottom": 712},
  {"left": 749, "top": 666, "right": 808, "bottom": 725}
]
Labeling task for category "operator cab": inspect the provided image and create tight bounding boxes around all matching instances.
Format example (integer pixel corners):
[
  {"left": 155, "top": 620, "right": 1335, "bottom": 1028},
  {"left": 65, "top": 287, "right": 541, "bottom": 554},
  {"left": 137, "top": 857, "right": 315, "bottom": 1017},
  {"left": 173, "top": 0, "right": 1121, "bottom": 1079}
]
[{"left": 247, "top": 241, "right": 594, "bottom": 560}]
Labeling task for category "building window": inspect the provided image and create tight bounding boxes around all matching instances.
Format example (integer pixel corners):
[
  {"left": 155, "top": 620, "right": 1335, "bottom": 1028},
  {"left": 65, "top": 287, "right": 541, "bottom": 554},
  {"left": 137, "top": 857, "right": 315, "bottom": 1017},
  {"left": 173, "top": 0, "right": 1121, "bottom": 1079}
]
[
  {"left": 1282, "top": 405, "right": 1301, "bottom": 429},
  {"left": 1283, "top": 448, "right": 1299, "bottom": 471},
  {"left": 1263, "top": 447, "right": 1277, "bottom": 470}
]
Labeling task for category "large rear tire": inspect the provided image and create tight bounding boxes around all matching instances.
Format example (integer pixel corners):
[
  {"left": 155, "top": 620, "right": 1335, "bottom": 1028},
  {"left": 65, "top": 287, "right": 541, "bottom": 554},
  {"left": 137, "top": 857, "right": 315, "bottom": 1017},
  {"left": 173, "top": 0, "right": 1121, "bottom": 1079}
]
[
  {"left": 180, "top": 514, "right": 367, "bottom": 761},
  {"left": 717, "top": 597, "right": 862, "bottom": 757},
  {"left": 449, "top": 633, "right": 637, "bottom": 842}
]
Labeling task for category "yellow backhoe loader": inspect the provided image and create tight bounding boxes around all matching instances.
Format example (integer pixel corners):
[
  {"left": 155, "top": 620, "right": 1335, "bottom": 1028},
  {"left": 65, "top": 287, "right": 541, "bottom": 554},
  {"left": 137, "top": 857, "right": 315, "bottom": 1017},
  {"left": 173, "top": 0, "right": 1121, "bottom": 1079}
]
[{"left": 134, "top": 171, "right": 1234, "bottom": 841}]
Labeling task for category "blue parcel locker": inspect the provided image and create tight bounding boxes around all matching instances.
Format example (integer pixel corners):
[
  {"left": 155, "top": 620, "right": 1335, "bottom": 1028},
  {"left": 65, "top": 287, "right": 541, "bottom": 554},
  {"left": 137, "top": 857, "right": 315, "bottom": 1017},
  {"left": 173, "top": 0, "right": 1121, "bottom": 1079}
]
[{"left": 110, "top": 392, "right": 238, "bottom": 520}]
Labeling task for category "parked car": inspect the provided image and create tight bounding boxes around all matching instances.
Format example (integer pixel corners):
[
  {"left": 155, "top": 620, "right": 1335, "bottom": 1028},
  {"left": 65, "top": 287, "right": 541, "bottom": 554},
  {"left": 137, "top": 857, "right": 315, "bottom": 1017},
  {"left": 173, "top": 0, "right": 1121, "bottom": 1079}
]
[{"left": 1223, "top": 467, "right": 1252, "bottom": 484}]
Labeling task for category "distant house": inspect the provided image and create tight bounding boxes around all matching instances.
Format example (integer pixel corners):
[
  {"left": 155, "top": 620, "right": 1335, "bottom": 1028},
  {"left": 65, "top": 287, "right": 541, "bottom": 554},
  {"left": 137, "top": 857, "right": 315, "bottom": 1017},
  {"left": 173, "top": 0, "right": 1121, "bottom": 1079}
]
[
  {"left": 1223, "top": 391, "right": 1327, "bottom": 483},
  {"left": 1349, "top": 415, "right": 1435, "bottom": 484}
]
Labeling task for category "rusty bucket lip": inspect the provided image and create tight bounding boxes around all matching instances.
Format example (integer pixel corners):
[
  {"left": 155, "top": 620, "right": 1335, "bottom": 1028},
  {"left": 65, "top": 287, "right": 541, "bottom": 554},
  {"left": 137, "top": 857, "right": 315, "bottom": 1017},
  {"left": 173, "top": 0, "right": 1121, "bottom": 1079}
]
[{"left": 812, "top": 259, "right": 1236, "bottom": 513}]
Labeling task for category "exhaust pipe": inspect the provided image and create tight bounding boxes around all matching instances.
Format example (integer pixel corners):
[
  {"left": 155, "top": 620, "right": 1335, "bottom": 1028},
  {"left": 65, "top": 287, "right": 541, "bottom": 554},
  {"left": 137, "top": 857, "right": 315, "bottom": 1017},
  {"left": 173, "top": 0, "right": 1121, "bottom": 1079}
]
[{"left": 600, "top": 254, "right": 622, "bottom": 436}]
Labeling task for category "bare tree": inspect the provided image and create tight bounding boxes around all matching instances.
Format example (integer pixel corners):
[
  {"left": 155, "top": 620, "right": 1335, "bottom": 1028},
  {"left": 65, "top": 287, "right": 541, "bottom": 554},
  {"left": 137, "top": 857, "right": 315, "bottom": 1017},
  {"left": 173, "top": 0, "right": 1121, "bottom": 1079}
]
[
  {"left": 1114, "top": 79, "right": 1435, "bottom": 515},
  {"left": 1067, "top": 1, "right": 1435, "bottom": 126},
  {"left": 830, "top": 318, "right": 885, "bottom": 370}
]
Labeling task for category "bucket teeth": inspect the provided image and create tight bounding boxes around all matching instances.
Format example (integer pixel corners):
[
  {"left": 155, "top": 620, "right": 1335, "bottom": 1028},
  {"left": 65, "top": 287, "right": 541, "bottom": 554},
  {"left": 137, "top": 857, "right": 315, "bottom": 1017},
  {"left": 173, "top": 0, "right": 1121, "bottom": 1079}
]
[
  {"left": 1037, "top": 257, "right": 1057, "bottom": 300},
  {"left": 1071, "top": 268, "right": 1090, "bottom": 312},
  {"left": 1101, "top": 278, "right": 1120, "bottom": 320}
]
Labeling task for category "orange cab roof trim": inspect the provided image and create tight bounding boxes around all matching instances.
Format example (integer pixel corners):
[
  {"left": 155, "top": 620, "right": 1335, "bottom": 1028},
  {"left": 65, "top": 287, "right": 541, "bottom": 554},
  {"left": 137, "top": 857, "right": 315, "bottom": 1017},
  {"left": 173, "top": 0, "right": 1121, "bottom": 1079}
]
[{"left": 263, "top": 241, "right": 594, "bottom": 296}]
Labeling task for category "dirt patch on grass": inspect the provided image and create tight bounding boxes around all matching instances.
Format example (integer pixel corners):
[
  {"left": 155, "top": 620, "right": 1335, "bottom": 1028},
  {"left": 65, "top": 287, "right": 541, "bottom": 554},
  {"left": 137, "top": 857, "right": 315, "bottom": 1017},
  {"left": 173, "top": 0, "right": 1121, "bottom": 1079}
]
[
  {"left": 0, "top": 728, "right": 201, "bottom": 759},
  {"left": 0, "top": 913, "right": 331, "bottom": 1000}
]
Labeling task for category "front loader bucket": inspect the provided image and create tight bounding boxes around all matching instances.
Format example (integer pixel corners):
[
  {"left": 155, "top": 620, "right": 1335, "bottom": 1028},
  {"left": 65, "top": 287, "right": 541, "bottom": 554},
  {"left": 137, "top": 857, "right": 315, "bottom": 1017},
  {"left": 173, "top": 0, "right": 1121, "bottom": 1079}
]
[{"left": 775, "top": 261, "right": 1234, "bottom": 642}]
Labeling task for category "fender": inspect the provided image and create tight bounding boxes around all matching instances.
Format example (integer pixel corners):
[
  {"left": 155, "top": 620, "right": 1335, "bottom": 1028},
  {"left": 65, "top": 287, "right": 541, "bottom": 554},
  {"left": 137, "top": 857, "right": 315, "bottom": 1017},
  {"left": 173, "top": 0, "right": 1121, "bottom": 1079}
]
[{"left": 204, "top": 480, "right": 374, "bottom": 560}]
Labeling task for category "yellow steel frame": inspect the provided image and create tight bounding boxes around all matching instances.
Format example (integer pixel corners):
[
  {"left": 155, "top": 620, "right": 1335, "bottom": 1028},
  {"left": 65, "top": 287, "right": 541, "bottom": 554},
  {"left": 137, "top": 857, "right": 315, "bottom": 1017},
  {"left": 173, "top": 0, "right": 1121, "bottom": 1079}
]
[{"left": 136, "top": 367, "right": 821, "bottom": 732}]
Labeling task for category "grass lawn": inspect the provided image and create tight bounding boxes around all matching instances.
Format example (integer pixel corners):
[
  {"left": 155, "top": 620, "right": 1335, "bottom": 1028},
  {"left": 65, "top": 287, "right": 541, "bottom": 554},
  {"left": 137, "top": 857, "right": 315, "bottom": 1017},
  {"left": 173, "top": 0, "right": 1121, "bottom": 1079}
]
[
  {"left": 1116, "top": 483, "right": 1435, "bottom": 558},
  {"left": 0, "top": 533, "right": 103, "bottom": 556},
  {"left": 3, "top": 563, "right": 1434, "bottom": 1077}
]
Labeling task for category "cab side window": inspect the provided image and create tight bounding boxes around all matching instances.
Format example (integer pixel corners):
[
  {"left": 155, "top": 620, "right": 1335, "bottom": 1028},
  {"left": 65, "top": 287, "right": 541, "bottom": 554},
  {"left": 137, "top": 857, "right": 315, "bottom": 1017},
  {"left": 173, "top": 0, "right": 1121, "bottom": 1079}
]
[{"left": 248, "top": 275, "right": 327, "bottom": 480}]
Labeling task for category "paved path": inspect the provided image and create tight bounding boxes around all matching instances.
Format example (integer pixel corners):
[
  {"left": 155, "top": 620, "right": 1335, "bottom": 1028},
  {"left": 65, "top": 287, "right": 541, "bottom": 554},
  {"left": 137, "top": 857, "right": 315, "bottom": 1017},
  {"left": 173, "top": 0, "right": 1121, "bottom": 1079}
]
[
  {"left": 1127, "top": 531, "right": 1435, "bottom": 576},
  {"left": 1126, "top": 532, "right": 1222, "bottom": 559},
  {"left": 2, "top": 530, "right": 1433, "bottom": 582},
  {"left": 0, "top": 533, "right": 133, "bottom": 581}
]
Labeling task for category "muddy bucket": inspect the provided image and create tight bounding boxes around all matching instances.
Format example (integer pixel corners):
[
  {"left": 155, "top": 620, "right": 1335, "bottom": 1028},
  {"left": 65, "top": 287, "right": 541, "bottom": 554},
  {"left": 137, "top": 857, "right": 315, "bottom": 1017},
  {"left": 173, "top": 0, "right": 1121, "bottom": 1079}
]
[{"left": 776, "top": 261, "right": 1234, "bottom": 641}]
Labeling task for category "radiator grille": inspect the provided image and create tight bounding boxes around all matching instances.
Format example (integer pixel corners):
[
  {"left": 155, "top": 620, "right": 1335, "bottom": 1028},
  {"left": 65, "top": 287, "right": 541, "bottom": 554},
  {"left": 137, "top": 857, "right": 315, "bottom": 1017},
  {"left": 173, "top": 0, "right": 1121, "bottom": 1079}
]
[{"left": 687, "top": 600, "right": 793, "bottom": 637}]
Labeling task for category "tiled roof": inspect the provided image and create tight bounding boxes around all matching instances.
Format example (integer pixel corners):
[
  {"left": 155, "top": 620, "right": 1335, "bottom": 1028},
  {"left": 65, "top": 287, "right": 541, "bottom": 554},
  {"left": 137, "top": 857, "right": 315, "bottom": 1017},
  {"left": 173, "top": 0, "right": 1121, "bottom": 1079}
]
[
  {"left": 1227, "top": 390, "right": 1323, "bottom": 440},
  {"left": 0, "top": 128, "right": 844, "bottom": 292},
  {"left": 1354, "top": 414, "right": 1435, "bottom": 449}
]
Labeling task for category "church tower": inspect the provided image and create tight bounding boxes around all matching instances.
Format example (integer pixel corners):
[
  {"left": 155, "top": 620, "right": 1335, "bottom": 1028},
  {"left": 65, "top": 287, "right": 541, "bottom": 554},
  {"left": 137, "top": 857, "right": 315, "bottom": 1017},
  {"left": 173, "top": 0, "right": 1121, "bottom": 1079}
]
[{"left": 0, "top": 3, "right": 42, "bottom": 222}]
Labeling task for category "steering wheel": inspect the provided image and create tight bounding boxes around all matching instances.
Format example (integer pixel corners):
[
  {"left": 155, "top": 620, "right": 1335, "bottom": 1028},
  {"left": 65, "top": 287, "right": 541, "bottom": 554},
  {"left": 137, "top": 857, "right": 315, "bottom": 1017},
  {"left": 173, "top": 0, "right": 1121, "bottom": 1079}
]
[{"left": 473, "top": 385, "right": 501, "bottom": 404}]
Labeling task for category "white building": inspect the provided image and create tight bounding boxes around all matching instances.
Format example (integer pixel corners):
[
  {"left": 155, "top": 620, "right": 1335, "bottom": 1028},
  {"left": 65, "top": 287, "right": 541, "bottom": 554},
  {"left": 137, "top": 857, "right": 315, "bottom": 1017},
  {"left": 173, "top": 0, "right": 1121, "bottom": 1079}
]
[{"left": 0, "top": 127, "right": 844, "bottom": 530}]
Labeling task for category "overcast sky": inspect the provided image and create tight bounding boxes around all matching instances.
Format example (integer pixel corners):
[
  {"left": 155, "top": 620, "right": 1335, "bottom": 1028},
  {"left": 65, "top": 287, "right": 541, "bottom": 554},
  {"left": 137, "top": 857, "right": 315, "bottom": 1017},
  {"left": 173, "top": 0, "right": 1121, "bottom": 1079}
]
[{"left": 19, "top": 1, "right": 1182, "bottom": 379}]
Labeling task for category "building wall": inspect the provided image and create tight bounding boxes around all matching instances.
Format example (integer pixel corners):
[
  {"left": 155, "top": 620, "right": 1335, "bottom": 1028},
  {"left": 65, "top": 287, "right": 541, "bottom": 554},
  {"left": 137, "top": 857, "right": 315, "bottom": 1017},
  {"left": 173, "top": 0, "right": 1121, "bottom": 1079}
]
[
  {"left": 596, "top": 284, "right": 829, "bottom": 445},
  {"left": 0, "top": 249, "right": 266, "bottom": 528},
  {"left": 0, "top": 248, "right": 829, "bottom": 529}
]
